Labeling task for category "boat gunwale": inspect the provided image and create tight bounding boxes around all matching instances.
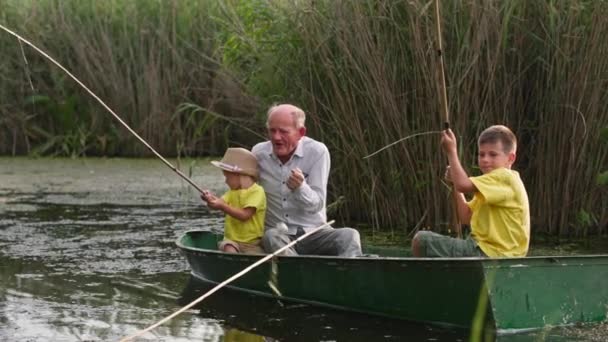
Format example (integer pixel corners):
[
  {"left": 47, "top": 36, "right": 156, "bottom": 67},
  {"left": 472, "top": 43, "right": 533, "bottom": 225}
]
[{"left": 176, "top": 229, "right": 608, "bottom": 262}]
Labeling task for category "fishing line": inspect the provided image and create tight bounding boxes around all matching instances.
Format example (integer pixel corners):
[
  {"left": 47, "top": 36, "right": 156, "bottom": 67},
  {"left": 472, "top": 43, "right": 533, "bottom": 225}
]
[
  {"left": 362, "top": 130, "right": 442, "bottom": 159},
  {"left": 0, "top": 23, "right": 204, "bottom": 193}
]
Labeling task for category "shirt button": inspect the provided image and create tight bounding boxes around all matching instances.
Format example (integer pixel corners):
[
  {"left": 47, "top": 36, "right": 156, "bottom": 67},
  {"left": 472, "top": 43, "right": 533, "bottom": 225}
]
[
  {"left": 283, "top": 198, "right": 286, "bottom": 201},
  {"left": 285, "top": 214, "right": 289, "bottom": 217}
]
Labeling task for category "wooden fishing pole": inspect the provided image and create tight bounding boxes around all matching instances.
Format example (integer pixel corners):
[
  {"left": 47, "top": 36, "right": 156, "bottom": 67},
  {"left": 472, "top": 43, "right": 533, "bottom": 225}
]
[
  {"left": 433, "top": 0, "right": 462, "bottom": 238},
  {"left": 120, "top": 220, "right": 335, "bottom": 341},
  {"left": 0, "top": 24, "right": 204, "bottom": 194},
  {"left": 1, "top": 23, "right": 337, "bottom": 340}
]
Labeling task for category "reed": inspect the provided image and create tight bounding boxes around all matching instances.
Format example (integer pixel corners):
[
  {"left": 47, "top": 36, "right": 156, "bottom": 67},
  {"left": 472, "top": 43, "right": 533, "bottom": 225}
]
[
  {"left": 216, "top": 0, "right": 608, "bottom": 235},
  {"left": 0, "top": 0, "right": 259, "bottom": 157},
  {"left": 1, "top": 0, "right": 607, "bottom": 236}
]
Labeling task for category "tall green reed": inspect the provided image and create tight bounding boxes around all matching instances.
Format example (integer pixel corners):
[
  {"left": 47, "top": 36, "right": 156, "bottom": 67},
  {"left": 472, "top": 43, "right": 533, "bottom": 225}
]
[
  {"left": 215, "top": 0, "right": 608, "bottom": 235},
  {"left": 0, "top": 0, "right": 259, "bottom": 157},
  {"left": 2, "top": 0, "right": 607, "bottom": 236}
]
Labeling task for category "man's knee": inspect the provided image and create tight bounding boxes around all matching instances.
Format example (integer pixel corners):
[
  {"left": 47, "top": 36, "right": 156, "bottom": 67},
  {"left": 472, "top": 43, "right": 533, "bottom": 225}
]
[
  {"left": 337, "top": 227, "right": 358, "bottom": 237},
  {"left": 263, "top": 228, "right": 283, "bottom": 241},
  {"left": 333, "top": 228, "right": 359, "bottom": 243},
  {"left": 262, "top": 228, "right": 296, "bottom": 255},
  {"left": 335, "top": 228, "right": 362, "bottom": 257}
]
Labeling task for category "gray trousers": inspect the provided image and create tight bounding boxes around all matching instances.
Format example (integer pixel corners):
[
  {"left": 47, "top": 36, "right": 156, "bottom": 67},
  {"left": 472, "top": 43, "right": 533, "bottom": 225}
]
[
  {"left": 262, "top": 227, "right": 362, "bottom": 257},
  {"left": 414, "top": 231, "right": 486, "bottom": 257}
]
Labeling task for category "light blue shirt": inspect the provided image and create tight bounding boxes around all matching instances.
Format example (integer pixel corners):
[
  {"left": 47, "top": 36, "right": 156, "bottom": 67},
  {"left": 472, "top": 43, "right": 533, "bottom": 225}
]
[{"left": 252, "top": 136, "right": 330, "bottom": 234}]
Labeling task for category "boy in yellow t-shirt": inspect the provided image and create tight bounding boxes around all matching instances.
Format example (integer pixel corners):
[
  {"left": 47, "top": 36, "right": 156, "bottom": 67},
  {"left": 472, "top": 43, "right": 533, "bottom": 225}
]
[
  {"left": 201, "top": 148, "right": 266, "bottom": 254},
  {"left": 412, "top": 125, "right": 530, "bottom": 258}
]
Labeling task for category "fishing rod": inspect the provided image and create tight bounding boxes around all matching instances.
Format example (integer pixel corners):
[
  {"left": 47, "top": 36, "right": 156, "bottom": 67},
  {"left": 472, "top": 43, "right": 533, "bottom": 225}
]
[
  {"left": 120, "top": 220, "right": 335, "bottom": 341},
  {"left": 0, "top": 23, "right": 204, "bottom": 194},
  {"left": 433, "top": 0, "right": 462, "bottom": 238},
  {"left": 1, "top": 25, "right": 336, "bottom": 339}
]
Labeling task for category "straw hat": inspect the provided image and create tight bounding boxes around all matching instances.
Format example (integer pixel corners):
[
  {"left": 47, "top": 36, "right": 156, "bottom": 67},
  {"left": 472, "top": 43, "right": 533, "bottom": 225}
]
[{"left": 211, "top": 147, "right": 258, "bottom": 179}]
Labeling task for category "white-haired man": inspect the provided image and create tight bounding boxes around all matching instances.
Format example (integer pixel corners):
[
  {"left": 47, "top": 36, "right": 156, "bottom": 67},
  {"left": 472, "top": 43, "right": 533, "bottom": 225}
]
[{"left": 252, "top": 104, "right": 362, "bottom": 257}]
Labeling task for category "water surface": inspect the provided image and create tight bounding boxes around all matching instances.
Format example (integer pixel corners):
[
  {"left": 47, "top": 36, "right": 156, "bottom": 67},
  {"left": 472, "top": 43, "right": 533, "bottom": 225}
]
[{"left": 0, "top": 157, "right": 605, "bottom": 341}]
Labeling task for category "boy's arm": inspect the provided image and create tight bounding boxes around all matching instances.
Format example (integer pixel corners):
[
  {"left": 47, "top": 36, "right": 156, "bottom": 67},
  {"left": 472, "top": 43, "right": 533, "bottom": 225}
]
[
  {"left": 220, "top": 205, "right": 256, "bottom": 222},
  {"left": 452, "top": 190, "right": 472, "bottom": 224},
  {"left": 201, "top": 190, "right": 256, "bottom": 222},
  {"left": 445, "top": 167, "right": 473, "bottom": 224},
  {"left": 441, "top": 129, "right": 477, "bottom": 194}
]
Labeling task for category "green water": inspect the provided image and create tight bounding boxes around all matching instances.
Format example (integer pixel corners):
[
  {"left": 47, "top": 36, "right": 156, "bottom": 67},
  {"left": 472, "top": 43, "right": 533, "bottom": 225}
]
[{"left": 0, "top": 157, "right": 605, "bottom": 341}]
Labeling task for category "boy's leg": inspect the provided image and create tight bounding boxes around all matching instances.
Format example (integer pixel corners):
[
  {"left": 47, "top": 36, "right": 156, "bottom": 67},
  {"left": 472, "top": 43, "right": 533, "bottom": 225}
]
[
  {"left": 218, "top": 239, "right": 240, "bottom": 253},
  {"left": 413, "top": 231, "right": 484, "bottom": 257},
  {"left": 237, "top": 240, "right": 265, "bottom": 254}
]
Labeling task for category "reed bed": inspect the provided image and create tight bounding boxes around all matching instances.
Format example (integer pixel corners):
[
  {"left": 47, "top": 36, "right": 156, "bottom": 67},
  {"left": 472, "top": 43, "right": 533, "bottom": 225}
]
[
  {"left": 0, "top": 0, "right": 260, "bottom": 157},
  {"left": 1, "top": 0, "right": 607, "bottom": 236},
  {"left": 216, "top": 0, "right": 608, "bottom": 235}
]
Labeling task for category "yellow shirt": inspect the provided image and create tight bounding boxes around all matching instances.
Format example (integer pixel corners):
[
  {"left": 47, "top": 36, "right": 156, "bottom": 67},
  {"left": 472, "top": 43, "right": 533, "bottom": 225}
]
[
  {"left": 467, "top": 168, "right": 530, "bottom": 257},
  {"left": 222, "top": 183, "right": 266, "bottom": 243}
]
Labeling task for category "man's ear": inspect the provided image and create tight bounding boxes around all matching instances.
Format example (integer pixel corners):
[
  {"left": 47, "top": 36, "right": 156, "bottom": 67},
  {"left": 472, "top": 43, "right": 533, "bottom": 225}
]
[{"left": 298, "top": 126, "right": 307, "bottom": 137}]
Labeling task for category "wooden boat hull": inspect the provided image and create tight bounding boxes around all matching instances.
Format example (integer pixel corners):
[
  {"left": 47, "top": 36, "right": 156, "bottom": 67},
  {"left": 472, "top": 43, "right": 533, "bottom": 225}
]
[{"left": 176, "top": 230, "right": 608, "bottom": 334}]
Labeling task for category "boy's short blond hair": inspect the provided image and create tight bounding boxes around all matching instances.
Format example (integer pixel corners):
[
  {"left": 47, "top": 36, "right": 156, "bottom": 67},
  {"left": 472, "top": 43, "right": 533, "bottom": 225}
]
[{"left": 478, "top": 125, "right": 517, "bottom": 153}]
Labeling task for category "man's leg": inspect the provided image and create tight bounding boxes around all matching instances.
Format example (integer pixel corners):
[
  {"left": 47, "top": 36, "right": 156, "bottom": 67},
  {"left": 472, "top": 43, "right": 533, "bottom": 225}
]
[
  {"left": 262, "top": 228, "right": 297, "bottom": 256},
  {"left": 296, "top": 227, "right": 362, "bottom": 257}
]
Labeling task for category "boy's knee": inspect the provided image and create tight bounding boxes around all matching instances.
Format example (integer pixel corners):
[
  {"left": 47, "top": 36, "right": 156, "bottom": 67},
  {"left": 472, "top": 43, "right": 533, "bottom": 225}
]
[
  {"left": 413, "top": 231, "right": 431, "bottom": 244},
  {"left": 412, "top": 231, "right": 433, "bottom": 256}
]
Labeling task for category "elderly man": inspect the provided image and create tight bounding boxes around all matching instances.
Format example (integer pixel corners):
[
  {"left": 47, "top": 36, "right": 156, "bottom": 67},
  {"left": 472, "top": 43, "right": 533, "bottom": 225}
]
[{"left": 252, "top": 104, "right": 362, "bottom": 257}]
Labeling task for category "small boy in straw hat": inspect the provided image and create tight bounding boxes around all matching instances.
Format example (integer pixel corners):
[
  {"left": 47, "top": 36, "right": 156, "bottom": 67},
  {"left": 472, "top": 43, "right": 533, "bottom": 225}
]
[{"left": 201, "top": 147, "right": 266, "bottom": 254}]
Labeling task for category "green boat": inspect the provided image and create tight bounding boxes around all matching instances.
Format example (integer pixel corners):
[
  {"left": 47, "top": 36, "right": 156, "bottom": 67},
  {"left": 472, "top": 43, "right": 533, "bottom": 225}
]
[{"left": 176, "top": 230, "right": 608, "bottom": 335}]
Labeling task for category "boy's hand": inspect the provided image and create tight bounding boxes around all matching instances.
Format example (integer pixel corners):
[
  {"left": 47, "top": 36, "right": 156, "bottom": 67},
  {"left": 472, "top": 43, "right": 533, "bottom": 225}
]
[
  {"left": 200, "top": 190, "right": 210, "bottom": 202},
  {"left": 440, "top": 129, "right": 458, "bottom": 155},
  {"left": 286, "top": 168, "right": 305, "bottom": 190},
  {"left": 200, "top": 190, "right": 225, "bottom": 210}
]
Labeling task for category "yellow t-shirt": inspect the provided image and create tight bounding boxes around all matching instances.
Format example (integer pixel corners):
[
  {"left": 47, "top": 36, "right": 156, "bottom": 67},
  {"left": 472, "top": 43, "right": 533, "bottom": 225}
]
[
  {"left": 221, "top": 183, "right": 266, "bottom": 243},
  {"left": 467, "top": 168, "right": 530, "bottom": 257}
]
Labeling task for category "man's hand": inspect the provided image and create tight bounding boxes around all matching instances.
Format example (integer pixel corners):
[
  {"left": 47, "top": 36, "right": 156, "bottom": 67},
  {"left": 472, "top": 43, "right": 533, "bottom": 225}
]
[
  {"left": 200, "top": 190, "right": 225, "bottom": 210},
  {"left": 286, "top": 168, "right": 305, "bottom": 190},
  {"left": 440, "top": 129, "right": 458, "bottom": 156}
]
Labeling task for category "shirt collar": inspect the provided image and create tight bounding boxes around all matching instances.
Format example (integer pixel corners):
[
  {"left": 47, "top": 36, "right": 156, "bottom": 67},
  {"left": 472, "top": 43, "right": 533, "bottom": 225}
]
[{"left": 293, "top": 137, "right": 305, "bottom": 158}]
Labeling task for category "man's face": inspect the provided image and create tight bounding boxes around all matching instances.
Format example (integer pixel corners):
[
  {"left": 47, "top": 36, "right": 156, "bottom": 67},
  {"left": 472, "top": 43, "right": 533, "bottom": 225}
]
[
  {"left": 477, "top": 141, "right": 515, "bottom": 174},
  {"left": 267, "top": 111, "right": 305, "bottom": 162}
]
